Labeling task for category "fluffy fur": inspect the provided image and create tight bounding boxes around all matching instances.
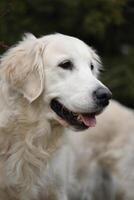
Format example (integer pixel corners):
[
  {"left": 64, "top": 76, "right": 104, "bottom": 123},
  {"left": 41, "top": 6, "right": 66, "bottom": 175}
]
[{"left": 0, "top": 33, "right": 108, "bottom": 200}]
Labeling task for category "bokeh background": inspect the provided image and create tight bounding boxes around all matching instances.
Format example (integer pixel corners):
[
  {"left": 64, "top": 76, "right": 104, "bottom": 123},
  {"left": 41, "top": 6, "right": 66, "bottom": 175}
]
[{"left": 0, "top": 0, "right": 134, "bottom": 108}]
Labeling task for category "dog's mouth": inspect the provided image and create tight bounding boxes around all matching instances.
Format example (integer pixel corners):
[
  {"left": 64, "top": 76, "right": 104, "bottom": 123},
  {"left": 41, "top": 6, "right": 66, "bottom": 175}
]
[{"left": 50, "top": 99, "right": 101, "bottom": 131}]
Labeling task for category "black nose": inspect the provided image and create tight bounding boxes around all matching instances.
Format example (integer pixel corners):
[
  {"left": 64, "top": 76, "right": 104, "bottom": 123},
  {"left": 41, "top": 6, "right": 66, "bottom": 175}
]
[{"left": 93, "top": 87, "right": 112, "bottom": 106}]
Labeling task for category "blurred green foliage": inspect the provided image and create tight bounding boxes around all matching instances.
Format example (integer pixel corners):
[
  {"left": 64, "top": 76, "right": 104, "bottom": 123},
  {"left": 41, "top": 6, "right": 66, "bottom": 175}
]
[
  {"left": 102, "top": 48, "right": 134, "bottom": 108},
  {"left": 0, "top": 0, "right": 134, "bottom": 108}
]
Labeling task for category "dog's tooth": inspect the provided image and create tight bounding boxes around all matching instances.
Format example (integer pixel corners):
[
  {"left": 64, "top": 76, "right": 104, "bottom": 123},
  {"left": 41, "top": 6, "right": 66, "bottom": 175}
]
[{"left": 77, "top": 115, "right": 82, "bottom": 121}]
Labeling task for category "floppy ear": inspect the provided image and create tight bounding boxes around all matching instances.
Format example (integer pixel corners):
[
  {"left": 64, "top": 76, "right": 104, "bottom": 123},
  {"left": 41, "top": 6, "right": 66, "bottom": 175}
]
[{"left": 0, "top": 34, "right": 45, "bottom": 102}]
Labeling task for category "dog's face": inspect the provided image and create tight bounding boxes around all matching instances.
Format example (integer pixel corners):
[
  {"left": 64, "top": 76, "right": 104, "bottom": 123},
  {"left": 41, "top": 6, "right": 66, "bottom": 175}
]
[
  {"left": 42, "top": 34, "right": 111, "bottom": 130},
  {"left": 0, "top": 33, "right": 111, "bottom": 131}
]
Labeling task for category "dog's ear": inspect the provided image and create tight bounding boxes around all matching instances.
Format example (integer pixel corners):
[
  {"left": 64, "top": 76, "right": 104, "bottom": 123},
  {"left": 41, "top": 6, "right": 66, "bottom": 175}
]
[{"left": 0, "top": 34, "right": 45, "bottom": 102}]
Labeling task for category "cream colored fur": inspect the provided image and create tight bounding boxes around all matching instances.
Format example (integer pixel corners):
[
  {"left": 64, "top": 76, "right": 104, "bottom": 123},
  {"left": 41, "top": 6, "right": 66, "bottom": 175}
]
[
  {"left": 0, "top": 34, "right": 70, "bottom": 200},
  {"left": 0, "top": 68, "right": 64, "bottom": 199},
  {"left": 0, "top": 33, "right": 108, "bottom": 200}
]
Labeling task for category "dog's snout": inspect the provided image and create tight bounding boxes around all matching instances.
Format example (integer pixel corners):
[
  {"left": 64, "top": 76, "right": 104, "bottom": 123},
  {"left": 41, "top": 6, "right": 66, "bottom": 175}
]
[{"left": 93, "top": 87, "right": 112, "bottom": 106}]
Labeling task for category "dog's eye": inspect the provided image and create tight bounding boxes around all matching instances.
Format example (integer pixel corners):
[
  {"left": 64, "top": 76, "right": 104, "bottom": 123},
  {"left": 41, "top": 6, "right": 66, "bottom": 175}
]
[
  {"left": 90, "top": 63, "right": 94, "bottom": 71},
  {"left": 58, "top": 60, "right": 73, "bottom": 70}
]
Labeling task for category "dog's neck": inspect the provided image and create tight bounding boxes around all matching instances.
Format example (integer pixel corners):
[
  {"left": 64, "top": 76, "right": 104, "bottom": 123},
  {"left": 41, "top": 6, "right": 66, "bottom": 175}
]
[
  {"left": 0, "top": 85, "right": 65, "bottom": 191},
  {"left": 0, "top": 84, "right": 63, "bottom": 159}
]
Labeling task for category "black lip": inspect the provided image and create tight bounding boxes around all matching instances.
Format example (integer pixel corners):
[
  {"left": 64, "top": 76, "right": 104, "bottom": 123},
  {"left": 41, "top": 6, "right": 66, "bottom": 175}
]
[{"left": 50, "top": 99, "right": 88, "bottom": 131}]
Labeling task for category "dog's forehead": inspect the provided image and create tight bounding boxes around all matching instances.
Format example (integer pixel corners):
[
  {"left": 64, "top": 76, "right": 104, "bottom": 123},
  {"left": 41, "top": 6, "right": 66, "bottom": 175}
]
[{"left": 45, "top": 35, "right": 93, "bottom": 60}]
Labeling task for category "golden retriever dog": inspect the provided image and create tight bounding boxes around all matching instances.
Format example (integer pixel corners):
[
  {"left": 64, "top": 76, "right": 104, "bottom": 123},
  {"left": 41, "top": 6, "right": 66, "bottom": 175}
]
[
  {"left": 67, "top": 100, "right": 134, "bottom": 200},
  {"left": 0, "top": 33, "right": 111, "bottom": 200}
]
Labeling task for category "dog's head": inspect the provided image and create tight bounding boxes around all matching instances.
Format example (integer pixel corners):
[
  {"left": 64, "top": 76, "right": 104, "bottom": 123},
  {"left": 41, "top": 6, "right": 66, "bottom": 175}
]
[{"left": 0, "top": 33, "right": 111, "bottom": 131}]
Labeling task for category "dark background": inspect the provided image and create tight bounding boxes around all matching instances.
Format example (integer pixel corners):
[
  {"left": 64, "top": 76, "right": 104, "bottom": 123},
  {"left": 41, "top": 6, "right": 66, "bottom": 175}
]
[{"left": 0, "top": 0, "right": 134, "bottom": 108}]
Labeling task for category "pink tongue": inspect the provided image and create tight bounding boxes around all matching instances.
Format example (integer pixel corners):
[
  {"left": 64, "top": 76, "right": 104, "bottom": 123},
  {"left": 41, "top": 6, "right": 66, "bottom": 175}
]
[{"left": 80, "top": 114, "right": 96, "bottom": 127}]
